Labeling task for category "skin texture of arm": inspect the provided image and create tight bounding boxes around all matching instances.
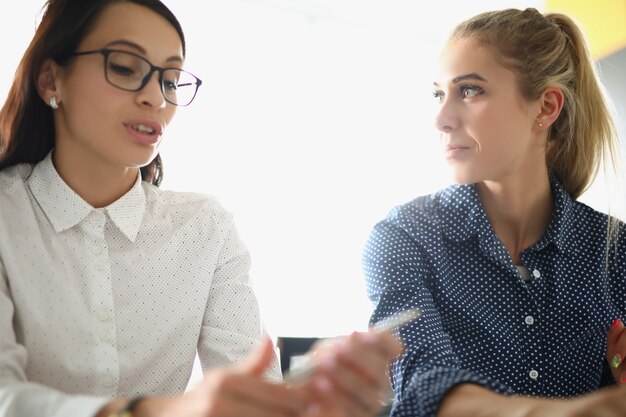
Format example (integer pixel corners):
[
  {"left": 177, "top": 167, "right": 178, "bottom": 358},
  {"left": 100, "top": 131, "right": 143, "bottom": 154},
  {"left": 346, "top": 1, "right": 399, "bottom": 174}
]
[{"left": 438, "top": 383, "right": 626, "bottom": 417}]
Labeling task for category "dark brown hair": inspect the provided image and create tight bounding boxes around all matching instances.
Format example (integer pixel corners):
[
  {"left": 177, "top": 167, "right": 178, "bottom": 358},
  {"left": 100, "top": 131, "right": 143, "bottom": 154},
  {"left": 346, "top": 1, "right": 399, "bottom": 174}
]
[{"left": 0, "top": 0, "right": 186, "bottom": 186}]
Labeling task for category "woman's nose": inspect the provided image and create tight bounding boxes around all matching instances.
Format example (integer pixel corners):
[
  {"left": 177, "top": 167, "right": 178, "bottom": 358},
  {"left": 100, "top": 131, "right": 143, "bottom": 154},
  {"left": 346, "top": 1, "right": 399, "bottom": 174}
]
[
  {"left": 136, "top": 71, "right": 167, "bottom": 109},
  {"left": 434, "top": 96, "right": 458, "bottom": 133}
]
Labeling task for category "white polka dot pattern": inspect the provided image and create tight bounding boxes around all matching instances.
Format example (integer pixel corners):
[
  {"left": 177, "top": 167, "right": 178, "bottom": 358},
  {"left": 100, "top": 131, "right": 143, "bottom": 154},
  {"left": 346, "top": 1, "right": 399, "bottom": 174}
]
[
  {"left": 363, "top": 177, "right": 626, "bottom": 417},
  {"left": 0, "top": 152, "right": 280, "bottom": 417}
]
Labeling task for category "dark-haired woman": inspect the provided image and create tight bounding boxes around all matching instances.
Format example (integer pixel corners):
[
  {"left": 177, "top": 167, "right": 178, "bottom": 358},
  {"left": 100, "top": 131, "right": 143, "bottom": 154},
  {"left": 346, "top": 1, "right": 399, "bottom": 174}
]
[{"left": 0, "top": 1, "right": 402, "bottom": 416}]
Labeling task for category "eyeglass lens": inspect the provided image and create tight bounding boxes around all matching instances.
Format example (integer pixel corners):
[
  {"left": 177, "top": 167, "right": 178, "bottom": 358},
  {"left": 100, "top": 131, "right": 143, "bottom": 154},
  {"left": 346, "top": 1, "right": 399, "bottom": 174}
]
[{"left": 105, "top": 51, "right": 199, "bottom": 106}]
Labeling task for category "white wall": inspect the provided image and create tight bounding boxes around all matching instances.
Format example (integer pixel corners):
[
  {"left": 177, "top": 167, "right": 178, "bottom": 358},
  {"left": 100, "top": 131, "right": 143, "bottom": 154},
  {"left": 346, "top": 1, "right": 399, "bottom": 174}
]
[
  {"left": 161, "top": 0, "right": 548, "bottom": 338},
  {"left": 23, "top": 1, "right": 626, "bottom": 342}
]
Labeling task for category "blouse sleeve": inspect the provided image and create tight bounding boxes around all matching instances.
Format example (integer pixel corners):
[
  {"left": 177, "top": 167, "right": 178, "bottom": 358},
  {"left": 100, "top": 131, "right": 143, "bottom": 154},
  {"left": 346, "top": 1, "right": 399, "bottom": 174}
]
[
  {"left": 196, "top": 220, "right": 281, "bottom": 381},
  {"left": 0, "top": 259, "right": 110, "bottom": 417},
  {"left": 363, "top": 218, "right": 513, "bottom": 417}
]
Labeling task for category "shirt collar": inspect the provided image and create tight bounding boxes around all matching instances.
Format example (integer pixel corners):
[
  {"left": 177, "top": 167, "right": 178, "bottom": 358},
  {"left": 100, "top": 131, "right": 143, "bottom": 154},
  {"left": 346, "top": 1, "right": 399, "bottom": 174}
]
[
  {"left": 439, "top": 183, "right": 486, "bottom": 243},
  {"left": 440, "top": 175, "right": 575, "bottom": 253},
  {"left": 28, "top": 151, "right": 146, "bottom": 242},
  {"left": 105, "top": 174, "right": 145, "bottom": 242},
  {"left": 535, "top": 175, "right": 576, "bottom": 252}
]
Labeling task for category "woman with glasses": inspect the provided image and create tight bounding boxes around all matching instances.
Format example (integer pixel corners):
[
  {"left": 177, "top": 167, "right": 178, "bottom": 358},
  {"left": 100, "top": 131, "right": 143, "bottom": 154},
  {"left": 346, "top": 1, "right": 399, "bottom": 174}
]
[{"left": 0, "top": 1, "right": 402, "bottom": 417}]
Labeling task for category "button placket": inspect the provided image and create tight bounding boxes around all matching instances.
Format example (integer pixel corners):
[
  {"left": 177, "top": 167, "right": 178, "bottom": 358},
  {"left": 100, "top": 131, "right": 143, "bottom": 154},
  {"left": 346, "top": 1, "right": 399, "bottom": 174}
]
[
  {"left": 83, "top": 210, "right": 120, "bottom": 392},
  {"left": 92, "top": 244, "right": 104, "bottom": 256},
  {"left": 100, "top": 330, "right": 113, "bottom": 343}
]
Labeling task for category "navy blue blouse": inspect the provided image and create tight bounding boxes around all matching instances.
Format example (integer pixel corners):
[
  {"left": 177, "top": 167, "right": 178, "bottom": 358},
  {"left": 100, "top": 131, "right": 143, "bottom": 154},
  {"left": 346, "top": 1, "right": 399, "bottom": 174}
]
[{"left": 363, "top": 178, "right": 626, "bottom": 417}]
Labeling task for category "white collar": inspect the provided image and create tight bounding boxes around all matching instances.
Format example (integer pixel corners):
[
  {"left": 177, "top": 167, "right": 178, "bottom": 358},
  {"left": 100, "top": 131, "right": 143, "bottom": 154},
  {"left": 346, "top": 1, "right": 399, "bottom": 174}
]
[{"left": 28, "top": 151, "right": 146, "bottom": 242}]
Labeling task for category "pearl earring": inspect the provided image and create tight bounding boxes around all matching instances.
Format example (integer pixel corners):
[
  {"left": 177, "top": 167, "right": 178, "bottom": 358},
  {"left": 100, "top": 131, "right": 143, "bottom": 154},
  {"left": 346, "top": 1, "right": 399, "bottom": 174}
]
[
  {"left": 49, "top": 96, "right": 59, "bottom": 109},
  {"left": 538, "top": 122, "right": 543, "bottom": 128}
]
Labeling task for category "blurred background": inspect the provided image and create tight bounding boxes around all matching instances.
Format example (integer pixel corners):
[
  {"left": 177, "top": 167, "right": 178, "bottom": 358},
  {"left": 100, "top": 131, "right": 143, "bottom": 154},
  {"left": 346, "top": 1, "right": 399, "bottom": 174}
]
[{"left": 2, "top": 0, "right": 625, "bottom": 343}]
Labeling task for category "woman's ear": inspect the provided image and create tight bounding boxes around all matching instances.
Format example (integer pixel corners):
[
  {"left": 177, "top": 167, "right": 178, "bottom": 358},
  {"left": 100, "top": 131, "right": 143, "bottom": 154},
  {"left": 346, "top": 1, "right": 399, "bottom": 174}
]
[
  {"left": 36, "top": 58, "right": 62, "bottom": 107},
  {"left": 536, "top": 86, "right": 564, "bottom": 130}
]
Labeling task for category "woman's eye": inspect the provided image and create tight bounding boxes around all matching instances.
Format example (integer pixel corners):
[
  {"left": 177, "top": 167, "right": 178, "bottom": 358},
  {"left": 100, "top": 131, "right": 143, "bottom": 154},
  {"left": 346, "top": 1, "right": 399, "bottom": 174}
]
[
  {"left": 461, "top": 86, "right": 483, "bottom": 99},
  {"left": 163, "top": 80, "right": 177, "bottom": 92},
  {"left": 110, "top": 63, "right": 136, "bottom": 76},
  {"left": 433, "top": 90, "right": 444, "bottom": 102}
]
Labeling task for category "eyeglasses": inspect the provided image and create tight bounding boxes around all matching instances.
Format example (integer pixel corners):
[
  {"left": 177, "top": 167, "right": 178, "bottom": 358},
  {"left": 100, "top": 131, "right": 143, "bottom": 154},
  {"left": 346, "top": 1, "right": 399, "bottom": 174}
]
[{"left": 69, "top": 48, "right": 202, "bottom": 106}]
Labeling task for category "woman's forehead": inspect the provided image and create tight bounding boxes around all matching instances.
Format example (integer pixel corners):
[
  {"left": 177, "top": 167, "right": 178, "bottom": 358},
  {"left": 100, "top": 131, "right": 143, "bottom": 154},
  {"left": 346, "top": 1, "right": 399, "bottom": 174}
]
[{"left": 79, "top": 2, "right": 183, "bottom": 63}]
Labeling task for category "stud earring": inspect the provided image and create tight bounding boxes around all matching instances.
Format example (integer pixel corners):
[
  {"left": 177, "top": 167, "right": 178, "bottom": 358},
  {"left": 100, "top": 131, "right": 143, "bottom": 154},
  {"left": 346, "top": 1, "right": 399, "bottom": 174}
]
[
  {"left": 49, "top": 96, "right": 59, "bottom": 109},
  {"left": 538, "top": 122, "right": 543, "bottom": 128}
]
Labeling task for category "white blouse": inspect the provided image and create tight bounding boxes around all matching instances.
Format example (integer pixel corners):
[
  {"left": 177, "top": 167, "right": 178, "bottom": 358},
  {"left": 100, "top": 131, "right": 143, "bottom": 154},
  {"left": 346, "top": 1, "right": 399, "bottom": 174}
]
[{"left": 0, "top": 152, "right": 280, "bottom": 417}]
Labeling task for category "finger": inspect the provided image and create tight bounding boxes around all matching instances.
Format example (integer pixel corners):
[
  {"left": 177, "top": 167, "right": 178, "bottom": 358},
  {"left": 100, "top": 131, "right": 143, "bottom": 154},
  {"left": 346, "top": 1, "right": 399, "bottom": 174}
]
[
  {"left": 607, "top": 318, "right": 624, "bottom": 352},
  {"left": 359, "top": 331, "right": 405, "bottom": 358},
  {"left": 318, "top": 361, "right": 382, "bottom": 412},
  {"left": 340, "top": 341, "right": 395, "bottom": 388},
  {"left": 235, "top": 337, "right": 276, "bottom": 377},
  {"left": 612, "top": 333, "right": 626, "bottom": 382},
  {"left": 326, "top": 333, "right": 400, "bottom": 388},
  {"left": 226, "top": 376, "right": 308, "bottom": 414},
  {"left": 608, "top": 322, "right": 626, "bottom": 369},
  {"left": 309, "top": 375, "right": 374, "bottom": 417}
]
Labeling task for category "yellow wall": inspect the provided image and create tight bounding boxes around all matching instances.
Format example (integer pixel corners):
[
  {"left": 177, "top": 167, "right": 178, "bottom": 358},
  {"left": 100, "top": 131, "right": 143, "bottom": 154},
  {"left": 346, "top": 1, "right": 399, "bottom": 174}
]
[{"left": 545, "top": 0, "right": 626, "bottom": 60}]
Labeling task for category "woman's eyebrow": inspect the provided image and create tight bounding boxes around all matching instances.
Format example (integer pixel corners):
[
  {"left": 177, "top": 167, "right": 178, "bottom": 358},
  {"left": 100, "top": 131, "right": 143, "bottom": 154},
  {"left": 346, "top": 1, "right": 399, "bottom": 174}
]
[
  {"left": 433, "top": 73, "right": 488, "bottom": 87},
  {"left": 104, "top": 39, "right": 183, "bottom": 64},
  {"left": 452, "top": 73, "right": 487, "bottom": 83}
]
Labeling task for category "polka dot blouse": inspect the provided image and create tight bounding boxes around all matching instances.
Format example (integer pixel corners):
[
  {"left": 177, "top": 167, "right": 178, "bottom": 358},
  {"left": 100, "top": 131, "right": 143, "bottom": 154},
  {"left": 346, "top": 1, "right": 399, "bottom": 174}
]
[
  {"left": 0, "top": 152, "right": 280, "bottom": 417},
  {"left": 363, "top": 177, "right": 626, "bottom": 417}
]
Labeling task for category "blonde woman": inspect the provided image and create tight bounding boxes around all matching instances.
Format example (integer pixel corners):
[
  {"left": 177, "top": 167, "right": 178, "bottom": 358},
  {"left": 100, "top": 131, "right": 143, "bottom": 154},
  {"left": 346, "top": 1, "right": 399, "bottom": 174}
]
[{"left": 364, "top": 8, "right": 626, "bottom": 417}]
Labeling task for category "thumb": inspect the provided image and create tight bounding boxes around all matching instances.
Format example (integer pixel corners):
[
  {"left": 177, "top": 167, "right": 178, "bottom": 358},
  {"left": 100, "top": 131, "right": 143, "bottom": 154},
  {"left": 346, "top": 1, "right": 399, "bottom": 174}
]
[{"left": 235, "top": 337, "right": 275, "bottom": 377}]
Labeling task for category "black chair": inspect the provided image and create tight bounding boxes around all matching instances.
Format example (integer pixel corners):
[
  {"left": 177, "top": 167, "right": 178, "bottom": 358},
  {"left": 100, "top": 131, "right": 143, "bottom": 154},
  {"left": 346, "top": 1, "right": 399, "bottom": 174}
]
[{"left": 276, "top": 336, "right": 319, "bottom": 375}]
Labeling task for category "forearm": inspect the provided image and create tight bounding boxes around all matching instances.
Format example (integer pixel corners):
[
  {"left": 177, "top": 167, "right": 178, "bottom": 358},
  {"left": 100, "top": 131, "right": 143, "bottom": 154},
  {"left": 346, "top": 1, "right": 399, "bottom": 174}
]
[
  {"left": 95, "top": 397, "right": 173, "bottom": 417},
  {"left": 437, "top": 384, "right": 545, "bottom": 417}
]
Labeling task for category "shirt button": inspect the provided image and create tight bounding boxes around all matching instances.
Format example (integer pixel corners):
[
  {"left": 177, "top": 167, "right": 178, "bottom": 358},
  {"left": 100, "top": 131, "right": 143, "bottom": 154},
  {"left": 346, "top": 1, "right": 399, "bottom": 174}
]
[
  {"left": 532, "top": 269, "right": 541, "bottom": 278},
  {"left": 97, "top": 308, "right": 112, "bottom": 321},
  {"left": 529, "top": 369, "right": 539, "bottom": 380},
  {"left": 100, "top": 331, "right": 113, "bottom": 343},
  {"left": 93, "top": 245, "right": 104, "bottom": 255},
  {"left": 102, "top": 376, "right": 116, "bottom": 387},
  {"left": 95, "top": 262, "right": 106, "bottom": 272},
  {"left": 525, "top": 316, "right": 535, "bottom": 325}
]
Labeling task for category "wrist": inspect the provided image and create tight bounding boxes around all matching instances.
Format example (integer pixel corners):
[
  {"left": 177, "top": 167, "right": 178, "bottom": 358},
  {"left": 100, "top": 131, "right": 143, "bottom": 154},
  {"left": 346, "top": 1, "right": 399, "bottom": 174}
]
[
  {"left": 130, "top": 396, "right": 173, "bottom": 417},
  {"left": 509, "top": 396, "right": 564, "bottom": 417},
  {"left": 107, "top": 397, "right": 147, "bottom": 417}
]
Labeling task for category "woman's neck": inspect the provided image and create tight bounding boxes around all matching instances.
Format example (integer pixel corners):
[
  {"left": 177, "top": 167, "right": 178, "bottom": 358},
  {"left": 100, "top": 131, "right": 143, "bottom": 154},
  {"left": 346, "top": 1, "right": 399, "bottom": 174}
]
[
  {"left": 52, "top": 144, "right": 139, "bottom": 209},
  {"left": 476, "top": 171, "right": 552, "bottom": 265}
]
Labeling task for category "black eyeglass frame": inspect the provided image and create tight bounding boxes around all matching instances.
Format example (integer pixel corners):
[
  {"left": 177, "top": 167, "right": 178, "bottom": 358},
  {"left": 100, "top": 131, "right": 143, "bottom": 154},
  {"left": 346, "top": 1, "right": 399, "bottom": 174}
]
[{"left": 68, "top": 48, "right": 203, "bottom": 106}]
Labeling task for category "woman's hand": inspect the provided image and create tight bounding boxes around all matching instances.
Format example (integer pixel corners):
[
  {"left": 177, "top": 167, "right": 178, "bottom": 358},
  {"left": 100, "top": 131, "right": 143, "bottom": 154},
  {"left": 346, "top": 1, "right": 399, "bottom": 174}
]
[
  {"left": 137, "top": 338, "right": 308, "bottom": 417},
  {"left": 293, "top": 330, "right": 403, "bottom": 417},
  {"left": 606, "top": 318, "right": 626, "bottom": 384}
]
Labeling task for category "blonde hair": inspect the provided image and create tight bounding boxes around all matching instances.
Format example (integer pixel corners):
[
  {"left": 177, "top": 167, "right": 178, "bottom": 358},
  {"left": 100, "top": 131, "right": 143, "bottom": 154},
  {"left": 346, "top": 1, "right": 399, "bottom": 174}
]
[{"left": 450, "top": 8, "right": 620, "bottom": 200}]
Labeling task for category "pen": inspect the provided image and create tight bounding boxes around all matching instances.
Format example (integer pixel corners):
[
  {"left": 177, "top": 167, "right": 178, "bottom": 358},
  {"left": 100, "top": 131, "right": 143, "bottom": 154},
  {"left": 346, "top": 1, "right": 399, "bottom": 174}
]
[{"left": 284, "top": 308, "right": 422, "bottom": 384}]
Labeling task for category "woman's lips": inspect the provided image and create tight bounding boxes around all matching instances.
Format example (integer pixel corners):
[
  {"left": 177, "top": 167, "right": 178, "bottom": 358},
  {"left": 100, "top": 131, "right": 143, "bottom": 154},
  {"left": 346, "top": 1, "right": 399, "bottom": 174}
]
[
  {"left": 123, "top": 120, "right": 162, "bottom": 145},
  {"left": 445, "top": 144, "right": 470, "bottom": 159}
]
